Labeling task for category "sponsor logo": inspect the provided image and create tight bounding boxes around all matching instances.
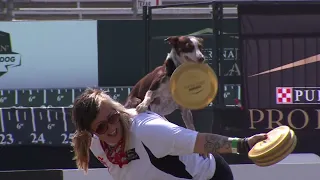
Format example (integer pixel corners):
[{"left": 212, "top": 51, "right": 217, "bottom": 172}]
[
  {"left": 0, "top": 31, "right": 21, "bottom": 77},
  {"left": 276, "top": 87, "right": 320, "bottom": 104}
]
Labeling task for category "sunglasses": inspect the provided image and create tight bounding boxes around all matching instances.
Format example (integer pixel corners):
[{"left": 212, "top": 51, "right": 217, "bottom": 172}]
[{"left": 93, "top": 111, "right": 120, "bottom": 135}]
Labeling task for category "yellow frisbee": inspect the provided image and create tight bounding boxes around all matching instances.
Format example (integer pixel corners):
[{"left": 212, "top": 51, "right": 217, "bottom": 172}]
[
  {"left": 248, "top": 126, "right": 297, "bottom": 167},
  {"left": 254, "top": 130, "right": 297, "bottom": 167},
  {"left": 248, "top": 126, "right": 292, "bottom": 160},
  {"left": 170, "top": 62, "right": 218, "bottom": 110}
]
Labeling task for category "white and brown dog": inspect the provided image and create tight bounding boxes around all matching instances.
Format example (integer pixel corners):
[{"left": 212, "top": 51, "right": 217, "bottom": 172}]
[{"left": 124, "top": 36, "right": 205, "bottom": 131}]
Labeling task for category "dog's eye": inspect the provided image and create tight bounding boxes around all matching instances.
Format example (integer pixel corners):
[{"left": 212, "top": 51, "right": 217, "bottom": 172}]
[{"left": 183, "top": 43, "right": 194, "bottom": 52}]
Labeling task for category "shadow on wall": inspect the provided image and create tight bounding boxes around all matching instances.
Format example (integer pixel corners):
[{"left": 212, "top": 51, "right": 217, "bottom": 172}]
[{"left": 0, "top": 145, "right": 103, "bottom": 171}]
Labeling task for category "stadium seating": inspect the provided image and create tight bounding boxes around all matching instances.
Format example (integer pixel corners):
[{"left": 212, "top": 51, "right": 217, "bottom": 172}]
[{"left": 1, "top": 0, "right": 237, "bottom": 20}]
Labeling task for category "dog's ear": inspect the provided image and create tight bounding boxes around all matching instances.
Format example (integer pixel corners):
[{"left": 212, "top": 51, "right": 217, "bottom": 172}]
[
  {"left": 196, "top": 37, "right": 204, "bottom": 44},
  {"left": 164, "top": 58, "right": 176, "bottom": 76},
  {"left": 164, "top": 36, "right": 179, "bottom": 45}
]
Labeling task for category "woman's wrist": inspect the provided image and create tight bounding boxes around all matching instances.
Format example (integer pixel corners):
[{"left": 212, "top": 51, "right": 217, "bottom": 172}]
[
  {"left": 228, "top": 137, "right": 250, "bottom": 155},
  {"left": 237, "top": 138, "right": 250, "bottom": 154}
]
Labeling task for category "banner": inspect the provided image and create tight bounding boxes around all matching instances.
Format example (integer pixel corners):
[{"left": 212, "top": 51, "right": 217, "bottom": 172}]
[
  {"left": 239, "top": 4, "right": 320, "bottom": 109},
  {"left": 0, "top": 21, "right": 98, "bottom": 89},
  {"left": 228, "top": 4, "right": 320, "bottom": 157}
]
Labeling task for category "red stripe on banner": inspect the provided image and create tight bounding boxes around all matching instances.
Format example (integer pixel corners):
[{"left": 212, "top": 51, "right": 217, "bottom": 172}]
[{"left": 156, "top": 0, "right": 159, "bottom": 5}]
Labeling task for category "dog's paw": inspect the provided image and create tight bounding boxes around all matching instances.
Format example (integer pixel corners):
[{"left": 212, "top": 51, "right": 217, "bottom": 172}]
[{"left": 136, "top": 103, "right": 148, "bottom": 113}]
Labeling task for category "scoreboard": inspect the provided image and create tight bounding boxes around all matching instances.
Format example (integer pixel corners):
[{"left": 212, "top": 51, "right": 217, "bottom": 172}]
[{"left": 0, "top": 86, "right": 240, "bottom": 146}]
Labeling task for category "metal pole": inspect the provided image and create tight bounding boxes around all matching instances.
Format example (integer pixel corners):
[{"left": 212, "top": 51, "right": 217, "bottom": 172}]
[
  {"left": 212, "top": 2, "right": 224, "bottom": 108},
  {"left": 143, "top": 6, "right": 150, "bottom": 75},
  {"left": 0, "top": 2, "right": 3, "bottom": 20},
  {"left": 77, "top": 1, "right": 82, "bottom": 20},
  {"left": 217, "top": 3, "right": 224, "bottom": 107},
  {"left": 146, "top": 7, "right": 152, "bottom": 74},
  {"left": 132, "top": 0, "right": 138, "bottom": 17},
  {"left": 5, "top": 0, "right": 14, "bottom": 21},
  {"left": 212, "top": 2, "right": 220, "bottom": 107}
]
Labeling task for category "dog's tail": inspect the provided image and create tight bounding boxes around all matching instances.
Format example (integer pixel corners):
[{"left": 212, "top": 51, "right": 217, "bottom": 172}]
[{"left": 124, "top": 97, "right": 142, "bottom": 109}]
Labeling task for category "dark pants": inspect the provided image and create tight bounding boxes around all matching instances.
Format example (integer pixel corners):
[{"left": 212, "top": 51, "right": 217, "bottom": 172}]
[{"left": 209, "top": 154, "right": 234, "bottom": 180}]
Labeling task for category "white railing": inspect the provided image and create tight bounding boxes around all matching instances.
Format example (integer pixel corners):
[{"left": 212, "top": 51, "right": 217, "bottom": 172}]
[
  {"left": 16, "top": 0, "right": 219, "bottom": 2},
  {"left": 12, "top": 7, "right": 237, "bottom": 15},
  {"left": 1, "top": 0, "right": 238, "bottom": 20}
]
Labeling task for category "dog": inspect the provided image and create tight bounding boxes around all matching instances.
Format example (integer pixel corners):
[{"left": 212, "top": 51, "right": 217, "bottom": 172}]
[{"left": 124, "top": 35, "right": 205, "bottom": 131}]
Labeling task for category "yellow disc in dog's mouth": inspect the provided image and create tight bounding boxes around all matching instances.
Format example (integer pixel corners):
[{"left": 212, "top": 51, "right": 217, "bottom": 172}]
[{"left": 170, "top": 62, "right": 218, "bottom": 110}]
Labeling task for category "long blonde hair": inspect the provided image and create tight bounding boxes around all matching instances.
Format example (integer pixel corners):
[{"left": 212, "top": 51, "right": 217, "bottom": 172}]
[{"left": 71, "top": 88, "right": 135, "bottom": 173}]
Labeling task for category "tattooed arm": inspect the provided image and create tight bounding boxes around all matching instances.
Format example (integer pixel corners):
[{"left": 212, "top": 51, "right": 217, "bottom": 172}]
[
  {"left": 193, "top": 132, "right": 268, "bottom": 155},
  {"left": 194, "top": 133, "right": 234, "bottom": 154},
  {"left": 134, "top": 113, "right": 266, "bottom": 157}
]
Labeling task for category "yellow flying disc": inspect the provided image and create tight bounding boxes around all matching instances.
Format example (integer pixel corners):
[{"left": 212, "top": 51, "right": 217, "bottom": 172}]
[
  {"left": 170, "top": 62, "right": 218, "bottom": 110},
  {"left": 248, "top": 126, "right": 292, "bottom": 160},
  {"left": 253, "top": 130, "right": 297, "bottom": 167},
  {"left": 248, "top": 125, "right": 297, "bottom": 167}
]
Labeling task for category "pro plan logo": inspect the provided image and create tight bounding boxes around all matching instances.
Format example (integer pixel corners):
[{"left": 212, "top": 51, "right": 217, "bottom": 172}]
[
  {"left": 276, "top": 87, "right": 292, "bottom": 104},
  {"left": 0, "top": 31, "right": 21, "bottom": 77},
  {"left": 276, "top": 87, "right": 320, "bottom": 104}
]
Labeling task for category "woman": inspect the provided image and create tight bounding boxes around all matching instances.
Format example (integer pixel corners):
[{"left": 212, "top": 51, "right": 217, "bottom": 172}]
[{"left": 71, "top": 88, "right": 267, "bottom": 180}]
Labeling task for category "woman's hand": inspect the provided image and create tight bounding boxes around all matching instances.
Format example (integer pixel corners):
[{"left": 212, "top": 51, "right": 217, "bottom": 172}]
[{"left": 247, "top": 133, "right": 268, "bottom": 149}]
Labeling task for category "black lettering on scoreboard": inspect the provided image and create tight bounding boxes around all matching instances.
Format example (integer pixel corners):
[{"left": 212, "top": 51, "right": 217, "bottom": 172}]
[
  {"left": 0, "top": 87, "right": 132, "bottom": 108},
  {"left": 0, "top": 87, "right": 132, "bottom": 146},
  {"left": 0, "top": 107, "right": 73, "bottom": 146}
]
